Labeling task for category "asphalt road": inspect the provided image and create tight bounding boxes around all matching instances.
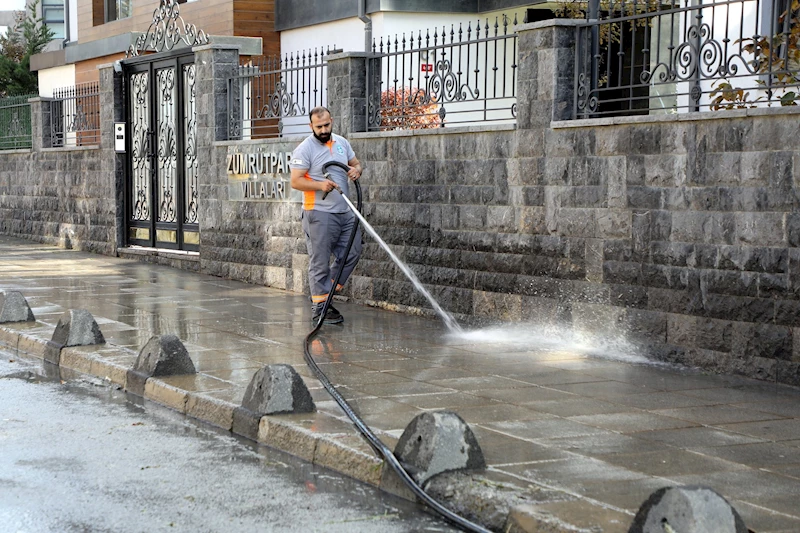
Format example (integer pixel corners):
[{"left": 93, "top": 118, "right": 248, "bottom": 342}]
[{"left": 0, "top": 356, "right": 455, "bottom": 533}]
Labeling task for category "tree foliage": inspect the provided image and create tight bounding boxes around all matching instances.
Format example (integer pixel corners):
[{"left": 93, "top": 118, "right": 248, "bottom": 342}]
[
  {"left": 380, "top": 87, "right": 441, "bottom": 129},
  {"left": 711, "top": 0, "right": 799, "bottom": 109},
  {"left": 552, "top": 0, "right": 661, "bottom": 46},
  {"left": 0, "top": 0, "right": 54, "bottom": 97}
]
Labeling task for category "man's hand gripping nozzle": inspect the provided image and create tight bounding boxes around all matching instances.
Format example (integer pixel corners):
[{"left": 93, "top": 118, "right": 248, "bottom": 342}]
[{"left": 321, "top": 172, "right": 342, "bottom": 200}]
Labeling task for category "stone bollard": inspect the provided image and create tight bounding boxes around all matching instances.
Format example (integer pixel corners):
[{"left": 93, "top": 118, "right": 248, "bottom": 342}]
[
  {"left": 232, "top": 364, "right": 315, "bottom": 440},
  {"left": 394, "top": 410, "right": 485, "bottom": 485},
  {"left": 629, "top": 486, "right": 748, "bottom": 533},
  {"left": 43, "top": 309, "right": 105, "bottom": 365},
  {"left": 126, "top": 334, "right": 196, "bottom": 396},
  {"left": 0, "top": 291, "right": 35, "bottom": 323}
]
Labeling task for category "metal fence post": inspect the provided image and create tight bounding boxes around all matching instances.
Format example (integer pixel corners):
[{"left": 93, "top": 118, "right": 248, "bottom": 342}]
[{"left": 588, "top": 0, "right": 600, "bottom": 115}]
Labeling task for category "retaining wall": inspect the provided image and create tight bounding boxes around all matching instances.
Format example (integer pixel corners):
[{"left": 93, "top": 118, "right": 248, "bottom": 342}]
[
  {"left": 349, "top": 111, "right": 800, "bottom": 385},
  {"left": 0, "top": 69, "right": 120, "bottom": 255},
  {"left": 199, "top": 138, "right": 308, "bottom": 291},
  {"left": 0, "top": 146, "right": 115, "bottom": 254}
]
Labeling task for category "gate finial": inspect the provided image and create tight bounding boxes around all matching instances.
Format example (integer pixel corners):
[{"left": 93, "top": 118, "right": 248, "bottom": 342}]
[{"left": 127, "top": 0, "right": 210, "bottom": 57}]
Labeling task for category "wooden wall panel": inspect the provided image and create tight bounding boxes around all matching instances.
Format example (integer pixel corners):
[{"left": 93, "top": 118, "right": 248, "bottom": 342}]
[
  {"left": 233, "top": 0, "right": 280, "bottom": 57},
  {"left": 74, "top": 53, "right": 126, "bottom": 85},
  {"left": 78, "top": 0, "right": 235, "bottom": 45},
  {"left": 73, "top": 0, "right": 280, "bottom": 65},
  {"left": 91, "top": 0, "right": 103, "bottom": 26}
]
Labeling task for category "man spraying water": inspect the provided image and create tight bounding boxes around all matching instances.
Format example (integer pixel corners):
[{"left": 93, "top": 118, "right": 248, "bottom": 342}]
[{"left": 290, "top": 107, "right": 364, "bottom": 325}]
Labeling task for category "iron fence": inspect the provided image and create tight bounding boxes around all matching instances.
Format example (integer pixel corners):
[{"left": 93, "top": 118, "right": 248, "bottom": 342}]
[
  {"left": 367, "top": 15, "right": 519, "bottom": 130},
  {"left": 50, "top": 82, "right": 101, "bottom": 147},
  {"left": 0, "top": 94, "right": 34, "bottom": 150},
  {"left": 574, "top": 0, "right": 800, "bottom": 118},
  {"left": 228, "top": 49, "right": 330, "bottom": 140}
]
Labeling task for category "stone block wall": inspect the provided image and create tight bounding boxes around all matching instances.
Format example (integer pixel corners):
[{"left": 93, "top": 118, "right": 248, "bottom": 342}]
[
  {"left": 341, "top": 109, "right": 800, "bottom": 386},
  {"left": 199, "top": 140, "right": 308, "bottom": 292},
  {"left": 575, "top": 112, "right": 800, "bottom": 383},
  {"left": 0, "top": 146, "right": 113, "bottom": 254},
  {"left": 0, "top": 71, "right": 119, "bottom": 256},
  {"left": 325, "top": 22, "right": 800, "bottom": 386}
]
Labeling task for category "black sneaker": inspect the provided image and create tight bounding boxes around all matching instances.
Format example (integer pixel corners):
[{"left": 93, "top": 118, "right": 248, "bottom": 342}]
[{"left": 312, "top": 304, "right": 344, "bottom": 325}]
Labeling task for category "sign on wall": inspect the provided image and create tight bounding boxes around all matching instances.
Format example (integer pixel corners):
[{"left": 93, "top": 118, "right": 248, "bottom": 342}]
[{"left": 226, "top": 149, "right": 301, "bottom": 202}]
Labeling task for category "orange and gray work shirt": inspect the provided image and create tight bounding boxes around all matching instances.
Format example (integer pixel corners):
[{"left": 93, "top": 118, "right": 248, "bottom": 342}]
[{"left": 290, "top": 134, "right": 355, "bottom": 213}]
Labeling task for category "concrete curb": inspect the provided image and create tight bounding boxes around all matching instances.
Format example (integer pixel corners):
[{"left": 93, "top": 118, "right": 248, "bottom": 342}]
[{"left": 0, "top": 322, "right": 624, "bottom": 533}]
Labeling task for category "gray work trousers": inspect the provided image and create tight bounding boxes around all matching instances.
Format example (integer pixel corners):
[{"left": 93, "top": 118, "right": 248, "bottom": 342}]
[{"left": 302, "top": 209, "right": 363, "bottom": 303}]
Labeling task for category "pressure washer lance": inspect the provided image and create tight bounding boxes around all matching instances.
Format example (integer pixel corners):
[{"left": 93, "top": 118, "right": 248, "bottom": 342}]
[{"left": 303, "top": 161, "right": 490, "bottom": 533}]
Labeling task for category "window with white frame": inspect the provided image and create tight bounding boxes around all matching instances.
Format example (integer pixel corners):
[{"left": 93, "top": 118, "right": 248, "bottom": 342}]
[{"left": 106, "top": 0, "right": 131, "bottom": 22}]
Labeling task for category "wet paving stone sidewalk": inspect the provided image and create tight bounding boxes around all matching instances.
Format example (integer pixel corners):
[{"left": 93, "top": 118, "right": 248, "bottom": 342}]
[{"left": 1, "top": 235, "right": 800, "bottom": 532}]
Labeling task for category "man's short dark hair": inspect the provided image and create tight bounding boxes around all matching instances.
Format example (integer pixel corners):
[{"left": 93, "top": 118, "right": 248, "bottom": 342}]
[{"left": 309, "top": 106, "right": 331, "bottom": 121}]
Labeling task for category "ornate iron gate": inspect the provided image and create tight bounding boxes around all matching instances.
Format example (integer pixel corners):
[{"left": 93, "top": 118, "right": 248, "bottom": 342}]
[{"left": 124, "top": 53, "right": 199, "bottom": 251}]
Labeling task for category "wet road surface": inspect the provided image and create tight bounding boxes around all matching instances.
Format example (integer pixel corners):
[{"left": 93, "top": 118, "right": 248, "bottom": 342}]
[{"left": 0, "top": 357, "right": 456, "bottom": 533}]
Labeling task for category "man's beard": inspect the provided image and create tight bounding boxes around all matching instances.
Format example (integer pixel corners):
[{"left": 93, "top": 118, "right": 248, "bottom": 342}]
[{"left": 313, "top": 131, "right": 331, "bottom": 143}]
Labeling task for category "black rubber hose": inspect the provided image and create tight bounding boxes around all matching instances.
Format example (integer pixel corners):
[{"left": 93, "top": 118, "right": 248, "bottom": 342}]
[{"left": 303, "top": 161, "right": 490, "bottom": 533}]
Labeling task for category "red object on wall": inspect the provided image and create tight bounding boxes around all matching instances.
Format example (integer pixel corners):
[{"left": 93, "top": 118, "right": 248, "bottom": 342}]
[{"left": 421, "top": 63, "right": 433, "bottom": 72}]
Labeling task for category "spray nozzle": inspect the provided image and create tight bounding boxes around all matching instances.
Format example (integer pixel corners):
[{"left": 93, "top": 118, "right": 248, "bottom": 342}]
[
  {"left": 321, "top": 172, "right": 342, "bottom": 200},
  {"left": 321, "top": 160, "right": 351, "bottom": 200}
]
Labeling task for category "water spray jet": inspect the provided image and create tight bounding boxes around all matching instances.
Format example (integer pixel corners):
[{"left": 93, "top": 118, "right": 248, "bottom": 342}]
[{"left": 322, "top": 163, "right": 461, "bottom": 333}]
